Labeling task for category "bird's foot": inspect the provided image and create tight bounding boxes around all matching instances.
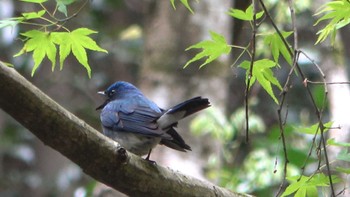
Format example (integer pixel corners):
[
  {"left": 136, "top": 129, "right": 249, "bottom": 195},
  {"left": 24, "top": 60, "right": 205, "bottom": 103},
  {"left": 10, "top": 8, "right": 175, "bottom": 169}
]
[{"left": 144, "top": 149, "right": 156, "bottom": 164}]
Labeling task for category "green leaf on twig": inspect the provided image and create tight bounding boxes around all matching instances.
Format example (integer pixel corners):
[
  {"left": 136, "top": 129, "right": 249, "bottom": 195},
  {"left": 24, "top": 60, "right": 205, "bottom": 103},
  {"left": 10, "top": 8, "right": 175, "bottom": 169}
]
[
  {"left": 282, "top": 174, "right": 340, "bottom": 197},
  {"left": 294, "top": 121, "right": 332, "bottom": 135},
  {"left": 227, "top": 4, "right": 264, "bottom": 21},
  {"left": 52, "top": 28, "right": 108, "bottom": 78},
  {"left": 264, "top": 31, "right": 293, "bottom": 65},
  {"left": 14, "top": 28, "right": 107, "bottom": 78},
  {"left": 14, "top": 30, "right": 57, "bottom": 76},
  {"left": 240, "top": 59, "right": 282, "bottom": 104},
  {"left": 184, "top": 31, "right": 231, "bottom": 68},
  {"left": 22, "top": 10, "right": 46, "bottom": 20},
  {"left": 170, "top": 0, "right": 194, "bottom": 14},
  {"left": 314, "top": 0, "right": 350, "bottom": 44},
  {"left": 55, "top": 0, "right": 75, "bottom": 16},
  {"left": 20, "top": 0, "right": 48, "bottom": 3}
]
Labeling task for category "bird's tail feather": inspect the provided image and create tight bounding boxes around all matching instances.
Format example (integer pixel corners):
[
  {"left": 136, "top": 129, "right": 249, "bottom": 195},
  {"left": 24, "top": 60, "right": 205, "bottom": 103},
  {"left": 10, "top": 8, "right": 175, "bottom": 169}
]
[
  {"left": 160, "top": 128, "right": 191, "bottom": 151},
  {"left": 167, "top": 96, "right": 210, "bottom": 117},
  {"left": 157, "top": 97, "right": 210, "bottom": 129}
]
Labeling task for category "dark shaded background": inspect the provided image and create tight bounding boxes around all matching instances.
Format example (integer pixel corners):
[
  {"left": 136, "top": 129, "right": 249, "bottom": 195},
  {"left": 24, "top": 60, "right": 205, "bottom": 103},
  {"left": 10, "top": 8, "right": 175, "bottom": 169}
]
[{"left": 1, "top": 0, "right": 350, "bottom": 196}]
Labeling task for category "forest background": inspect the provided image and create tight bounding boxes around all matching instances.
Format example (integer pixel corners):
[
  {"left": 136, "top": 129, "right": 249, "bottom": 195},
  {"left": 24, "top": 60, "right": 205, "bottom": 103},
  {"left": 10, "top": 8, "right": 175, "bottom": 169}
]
[{"left": 1, "top": 0, "right": 350, "bottom": 196}]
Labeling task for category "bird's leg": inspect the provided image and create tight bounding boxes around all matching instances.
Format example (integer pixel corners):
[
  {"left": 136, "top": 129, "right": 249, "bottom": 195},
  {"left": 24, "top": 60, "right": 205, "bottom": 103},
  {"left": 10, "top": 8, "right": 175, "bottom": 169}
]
[
  {"left": 145, "top": 149, "right": 152, "bottom": 160},
  {"left": 144, "top": 149, "right": 157, "bottom": 164}
]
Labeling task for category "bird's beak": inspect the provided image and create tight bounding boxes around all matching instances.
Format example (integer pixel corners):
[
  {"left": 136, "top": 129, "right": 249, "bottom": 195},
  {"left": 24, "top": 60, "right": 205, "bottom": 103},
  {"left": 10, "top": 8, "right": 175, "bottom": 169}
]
[
  {"left": 96, "top": 91, "right": 107, "bottom": 110},
  {"left": 97, "top": 91, "right": 106, "bottom": 96},
  {"left": 96, "top": 91, "right": 109, "bottom": 110}
]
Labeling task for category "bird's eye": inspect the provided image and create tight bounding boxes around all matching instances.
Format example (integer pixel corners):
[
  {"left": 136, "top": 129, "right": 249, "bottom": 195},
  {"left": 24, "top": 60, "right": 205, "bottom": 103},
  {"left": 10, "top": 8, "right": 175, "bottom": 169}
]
[{"left": 108, "top": 89, "right": 116, "bottom": 97}]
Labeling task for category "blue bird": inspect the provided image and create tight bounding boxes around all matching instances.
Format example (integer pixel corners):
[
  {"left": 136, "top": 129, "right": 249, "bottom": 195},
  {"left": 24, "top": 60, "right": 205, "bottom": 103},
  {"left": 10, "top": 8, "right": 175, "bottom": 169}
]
[{"left": 96, "top": 81, "right": 210, "bottom": 160}]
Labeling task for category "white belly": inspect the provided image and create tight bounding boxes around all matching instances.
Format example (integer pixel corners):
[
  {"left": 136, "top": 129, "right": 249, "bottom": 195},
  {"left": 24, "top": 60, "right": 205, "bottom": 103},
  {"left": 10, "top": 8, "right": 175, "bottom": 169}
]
[{"left": 103, "top": 128, "right": 161, "bottom": 156}]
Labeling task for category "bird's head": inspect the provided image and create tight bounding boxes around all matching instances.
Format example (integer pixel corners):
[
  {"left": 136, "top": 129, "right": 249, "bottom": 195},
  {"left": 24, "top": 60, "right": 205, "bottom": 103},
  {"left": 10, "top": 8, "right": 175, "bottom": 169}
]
[{"left": 96, "top": 81, "right": 140, "bottom": 110}]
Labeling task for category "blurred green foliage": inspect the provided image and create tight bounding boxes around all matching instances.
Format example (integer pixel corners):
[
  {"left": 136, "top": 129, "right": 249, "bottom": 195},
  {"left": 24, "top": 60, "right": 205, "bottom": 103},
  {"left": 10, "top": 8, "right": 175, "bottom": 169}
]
[{"left": 2, "top": 0, "right": 350, "bottom": 196}]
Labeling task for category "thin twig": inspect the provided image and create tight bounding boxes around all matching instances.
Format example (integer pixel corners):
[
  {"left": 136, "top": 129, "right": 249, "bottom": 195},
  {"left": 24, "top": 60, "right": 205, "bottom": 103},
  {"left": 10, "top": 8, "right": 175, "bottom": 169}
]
[
  {"left": 275, "top": 51, "right": 299, "bottom": 196},
  {"left": 288, "top": 0, "right": 298, "bottom": 50},
  {"left": 56, "top": 0, "right": 89, "bottom": 23},
  {"left": 244, "top": 0, "right": 258, "bottom": 143},
  {"left": 299, "top": 51, "right": 326, "bottom": 79},
  {"left": 229, "top": 45, "right": 251, "bottom": 68},
  {"left": 320, "top": 123, "right": 335, "bottom": 196},
  {"left": 306, "top": 80, "right": 350, "bottom": 85},
  {"left": 300, "top": 49, "right": 334, "bottom": 197},
  {"left": 38, "top": 0, "right": 89, "bottom": 32},
  {"left": 302, "top": 36, "right": 334, "bottom": 197},
  {"left": 259, "top": 0, "right": 294, "bottom": 59},
  {"left": 262, "top": 0, "right": 299, "bottom": 193},
  {"left": 260, "top": 0, "right": 335, "bottom": 195},
  {"left": 300, "top": 51, "right": 332, "bottom": 193},
  {"left": 291, "top": 0, "right": 320, "bottom": 187},
  {"left": 40, "top": 3, "right": 56, "bottom": 20}
]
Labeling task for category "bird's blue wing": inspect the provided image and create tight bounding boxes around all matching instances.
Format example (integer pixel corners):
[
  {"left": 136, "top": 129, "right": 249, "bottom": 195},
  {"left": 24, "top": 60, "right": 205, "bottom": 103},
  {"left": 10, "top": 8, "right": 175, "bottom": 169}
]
[{"left": 100, "top": 96, "right": 165, "bottom": 137}]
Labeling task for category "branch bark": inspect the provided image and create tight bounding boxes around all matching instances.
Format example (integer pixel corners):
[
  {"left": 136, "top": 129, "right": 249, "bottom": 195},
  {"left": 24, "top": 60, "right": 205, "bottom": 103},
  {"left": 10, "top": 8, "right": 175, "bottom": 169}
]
[{"left": 0, "top": 62, "right": 250, "bottom": 197}]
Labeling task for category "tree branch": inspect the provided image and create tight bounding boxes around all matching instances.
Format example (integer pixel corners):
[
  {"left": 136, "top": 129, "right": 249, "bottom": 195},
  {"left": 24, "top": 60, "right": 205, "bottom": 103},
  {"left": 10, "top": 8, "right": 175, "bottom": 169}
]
[{"left": 0, "top": 62, "right": 250, "bottom": 197}]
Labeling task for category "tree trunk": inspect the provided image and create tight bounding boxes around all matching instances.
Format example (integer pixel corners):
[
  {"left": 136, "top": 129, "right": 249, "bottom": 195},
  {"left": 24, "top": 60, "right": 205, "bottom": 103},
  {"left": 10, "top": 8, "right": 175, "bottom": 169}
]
[{"left": 0, "top": 62, "right": 251, "bottom": 197}]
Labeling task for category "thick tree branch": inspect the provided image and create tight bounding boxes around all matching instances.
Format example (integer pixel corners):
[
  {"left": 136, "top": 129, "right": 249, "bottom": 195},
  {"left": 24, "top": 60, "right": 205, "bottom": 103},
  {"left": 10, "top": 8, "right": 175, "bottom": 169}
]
[{"left": 0, "top": 62, "right": 250, "bottom": 197}]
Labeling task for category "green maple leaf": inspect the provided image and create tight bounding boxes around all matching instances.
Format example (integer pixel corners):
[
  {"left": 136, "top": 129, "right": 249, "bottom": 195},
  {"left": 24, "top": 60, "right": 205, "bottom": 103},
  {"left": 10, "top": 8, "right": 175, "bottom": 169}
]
[
  {"left": 314, "top": 0, "right": 350, "bottom": 44},
  {"left": 52, "top": 28, "right": 108, "bottom": 78},
  {"left": 20, "top": 0, "right": 48, "bottom": 3},
  {"left": 14, "top": 30, "right": 56, "bottom": 76},
  {"left": 170, "top": 0, "right": 194, "bottom": 14},
  {"left": 336, "top": 150, "right": 350, "bottom": 162},
  {"left": 14, "top": 28, "right": 107, "bottom": 78},
  {"left": 0, "top": 10, "right": 45, "bottom": 30},
  {"left": 294, "top": 121, "right": 332, "bottom": 135},
  {"left": 227, "top": 4, "right": 264, "bottom": 21},
  {"left": 55, "top": 0, "right": 75, "bottom": 16},
  {"left": 327, "top": 138, "right": 350, "bottom": 147},
  {"left": 264, "top": 31, "right": 293, "bottom": 65},
  {"left": 0, "top": 18, "right": 21, "bottom": 29},
  {"left": 184, "top": 31, "right": 231, "bottom": 68},
  {"left": 335, "top": 166, "right": 350, "bottom": 174},
  {"left": 22, "top": 10, "right": 46, "bottom": 20},
  {"left": 282, "top": 174, "right": 340, "bottom": 197},
  {"left": 240, "top": 59, "right": 282, "bottom": 104}
]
